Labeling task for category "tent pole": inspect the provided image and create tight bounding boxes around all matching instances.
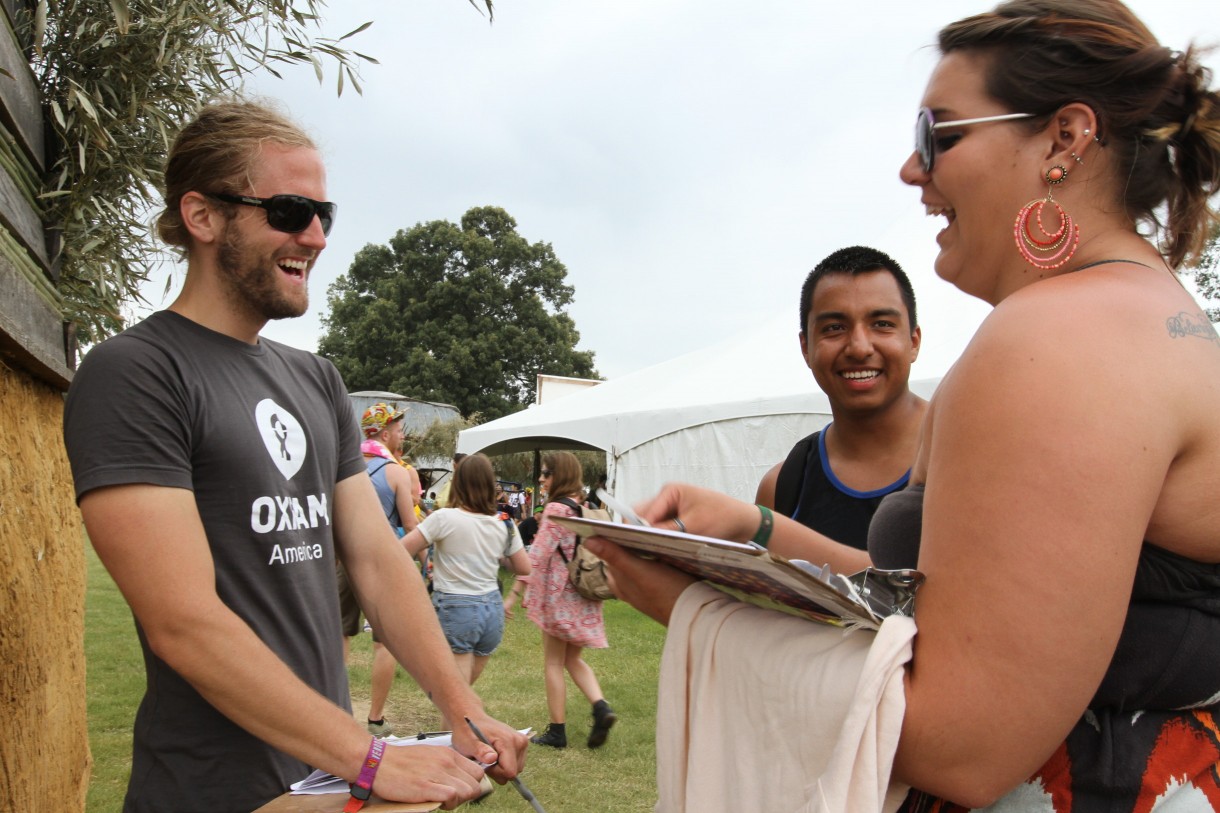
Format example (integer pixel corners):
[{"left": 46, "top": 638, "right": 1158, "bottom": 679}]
[{"left": 533, "top": 449, "right": 542, "bottom": 504}]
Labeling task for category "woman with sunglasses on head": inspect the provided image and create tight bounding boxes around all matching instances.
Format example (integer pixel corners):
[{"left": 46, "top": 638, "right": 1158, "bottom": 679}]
[
  {"left": 588, "top": 1, "right": 1220, "bottom": 809},
  {"left": 520, "top": 452, "right": 617, "bottom": 750}
]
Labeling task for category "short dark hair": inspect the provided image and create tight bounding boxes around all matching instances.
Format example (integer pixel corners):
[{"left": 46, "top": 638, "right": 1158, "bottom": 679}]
[{"left": 799, "top": 246, "right": 918, "bottom": 337}]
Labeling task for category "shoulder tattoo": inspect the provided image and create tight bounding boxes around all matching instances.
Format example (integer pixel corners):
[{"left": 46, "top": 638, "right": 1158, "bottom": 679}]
[{"left": 1166, "top": 311, "right": 1219, "bottom": 346}]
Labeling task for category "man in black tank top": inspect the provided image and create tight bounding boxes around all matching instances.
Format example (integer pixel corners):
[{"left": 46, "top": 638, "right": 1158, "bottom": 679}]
[{"left": 756, "top": 246, "right": 928, "bottom": 551}]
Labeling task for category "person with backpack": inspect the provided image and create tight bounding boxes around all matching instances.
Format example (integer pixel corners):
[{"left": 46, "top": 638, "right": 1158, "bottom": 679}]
[
  {"left": 521, "top": 452, "right": 617, "bottom": 749},
  {"left": 403, "top": 454, "right": 531, "bottom": 690},
  {"left": 357, "top": 403, "right": 421, "bottom": 737}
]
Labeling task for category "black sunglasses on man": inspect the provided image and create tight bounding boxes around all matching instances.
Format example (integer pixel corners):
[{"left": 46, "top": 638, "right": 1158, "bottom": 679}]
[{"left": 207, "top": 192, "right": 337, "bottom": 236}]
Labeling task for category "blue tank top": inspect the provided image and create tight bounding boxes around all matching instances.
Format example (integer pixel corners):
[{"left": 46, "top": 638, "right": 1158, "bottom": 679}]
[{"left": 366, "top": 457, "right": 401, "bottom": 529}]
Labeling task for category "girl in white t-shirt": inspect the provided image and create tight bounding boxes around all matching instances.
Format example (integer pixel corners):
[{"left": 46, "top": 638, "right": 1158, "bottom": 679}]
[{"left": 404, "top": 454, "right": 531, "bottom": 685}]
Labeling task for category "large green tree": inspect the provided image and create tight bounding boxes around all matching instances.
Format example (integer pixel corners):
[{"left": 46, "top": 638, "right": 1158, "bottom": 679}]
[{"left": 320, "top": 206, "right": 598, "bottom": 419}]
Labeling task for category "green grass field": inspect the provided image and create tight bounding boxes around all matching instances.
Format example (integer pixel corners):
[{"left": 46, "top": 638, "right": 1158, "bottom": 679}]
[{"left": 84, "top": 543, "right": 666, "bottom": 812}]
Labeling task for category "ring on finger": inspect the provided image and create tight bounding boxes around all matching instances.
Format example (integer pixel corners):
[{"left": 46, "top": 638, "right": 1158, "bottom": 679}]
[{"left": 672, "top": 517, "right": 686, "bottom": 533}]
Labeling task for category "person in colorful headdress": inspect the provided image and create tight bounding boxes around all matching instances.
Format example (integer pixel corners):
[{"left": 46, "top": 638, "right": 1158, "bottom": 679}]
[
  {"left": 361, "top": 402, "right": 424, "bottom": 520},
  {"left": 347, "top": 403, "right": 421, "bottom": 738}
]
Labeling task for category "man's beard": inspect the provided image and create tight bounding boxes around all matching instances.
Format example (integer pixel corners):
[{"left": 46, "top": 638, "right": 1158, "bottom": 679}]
[{"left": 216, "top": 220, "right": 309, "bottom": 321}]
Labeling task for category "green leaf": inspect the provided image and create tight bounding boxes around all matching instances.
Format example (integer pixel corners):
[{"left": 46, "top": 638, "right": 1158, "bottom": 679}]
[
  {"left": 109, "top": 0, "right": 130, "bottom": 35},
  {"left": 71, "top": 88, "right": 100, "bottom": 123},
  {"left": 33, "top": 1, "right": 47, "bottom": 57},
  {"left": 340, "top": 21, "right": 373, "bottom": 40}
]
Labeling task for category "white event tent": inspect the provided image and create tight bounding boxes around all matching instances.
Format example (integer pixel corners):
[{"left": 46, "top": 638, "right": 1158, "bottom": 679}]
[{"left": 458, "top": 317, "right": 944, "bottom": 508}]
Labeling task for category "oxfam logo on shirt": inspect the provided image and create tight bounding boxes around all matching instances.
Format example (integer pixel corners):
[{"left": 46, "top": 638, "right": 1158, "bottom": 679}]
[{"left": 254, "top": 399, "right": 306, "bottom": 480}]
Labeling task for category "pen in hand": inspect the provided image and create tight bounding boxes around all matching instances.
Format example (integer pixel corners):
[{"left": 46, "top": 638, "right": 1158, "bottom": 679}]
[
  {"left": 464, "top": 717, "right": 547, "bottom": 813},
  {"left": 596, "top": 487, "right": 648, "bottom": 526}
]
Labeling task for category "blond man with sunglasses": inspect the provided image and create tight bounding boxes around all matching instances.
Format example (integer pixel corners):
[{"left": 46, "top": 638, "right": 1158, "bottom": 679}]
[{"left": 63, "top": 100, "right": 526, "bottom": 813}]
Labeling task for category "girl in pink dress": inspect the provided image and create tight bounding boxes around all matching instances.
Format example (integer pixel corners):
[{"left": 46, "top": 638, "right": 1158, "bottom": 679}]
[{"left": 522, "top": 452, "right": 616, "bottom": 749}]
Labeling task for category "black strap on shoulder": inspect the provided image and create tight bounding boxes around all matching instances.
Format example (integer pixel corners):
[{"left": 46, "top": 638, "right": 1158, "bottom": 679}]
[
  {"left": 553, "top": 497, "right": 584, "bottom": 516},
  {"left": 367, "top": 458, "right": 393, "bottom": 477},
  {"left": 773, "top": 431, "right": 818, "bottom": 517},
  {"left": 551, "top": 498, "right": 584, "bottom": 563}
]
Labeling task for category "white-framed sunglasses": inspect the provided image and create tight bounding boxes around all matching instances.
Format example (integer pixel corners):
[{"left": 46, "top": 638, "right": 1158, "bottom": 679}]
[{"left": 915, "top": 107, "right": 1036, "bottom": 172}]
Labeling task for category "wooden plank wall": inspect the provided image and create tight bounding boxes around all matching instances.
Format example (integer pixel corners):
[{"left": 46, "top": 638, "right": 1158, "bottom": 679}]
[
  {"left": 0, "top": 3, "right": 91, "bottom": 813},
  {"left": 0, "top": 0, "right": 72, "bottom": 391}
]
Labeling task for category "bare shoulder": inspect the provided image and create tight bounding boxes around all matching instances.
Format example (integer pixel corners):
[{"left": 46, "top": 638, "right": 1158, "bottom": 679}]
[
  {"left": 385, "top": 462, "right": 412, "bottom": 484},
  {"left": 755, "top": 462, "right": 781, "bottom": 507},
  {"left": 892, "top": 266, "right": 1217, "bottom": 791},
  {"left": 956, "top": 265, "right": 1216, "bottom": 400},
  {"left": 1000, "top": 262, "right": 1213, "bottom": 346},
  {"left": 932, "top": 263, "right": 1220, "bottom": 557}
]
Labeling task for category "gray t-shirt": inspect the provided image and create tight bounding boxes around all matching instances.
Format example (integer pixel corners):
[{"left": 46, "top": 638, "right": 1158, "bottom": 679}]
[{"left": 64, "top": 311, "right": 365, "bottom": 813}]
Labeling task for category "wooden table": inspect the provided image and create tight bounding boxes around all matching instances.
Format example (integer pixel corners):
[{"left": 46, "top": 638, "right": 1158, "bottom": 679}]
[{"left": 254, "top": 792, "right": 439, "bottom": 812}]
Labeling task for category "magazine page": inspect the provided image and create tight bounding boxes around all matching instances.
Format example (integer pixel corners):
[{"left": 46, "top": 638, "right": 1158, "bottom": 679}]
[{"left": 553, "top": 516, "right": 922, "bottom": 629}]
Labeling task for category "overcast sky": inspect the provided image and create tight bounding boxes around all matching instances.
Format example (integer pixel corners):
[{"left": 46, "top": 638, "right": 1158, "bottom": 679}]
[{"left": 135, "top": 0, "right": 1219, "bottom": 382}]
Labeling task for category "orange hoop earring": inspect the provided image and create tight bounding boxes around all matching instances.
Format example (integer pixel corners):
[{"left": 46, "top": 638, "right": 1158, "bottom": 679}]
[{"left": 1013, "top": 165, "right": 1079, "bottom": 270}]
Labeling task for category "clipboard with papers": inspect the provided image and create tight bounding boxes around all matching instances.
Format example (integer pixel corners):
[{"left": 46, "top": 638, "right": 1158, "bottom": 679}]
[
  {"left": 551, "top": 515, "right": 923, "bottom": 630},
  {"left": 256, "top": 730, "right": 527, "bottom": 812}
]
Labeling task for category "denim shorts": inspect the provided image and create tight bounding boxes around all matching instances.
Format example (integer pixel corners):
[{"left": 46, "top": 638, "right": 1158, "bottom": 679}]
[{"left": 432, "top": 590, "right": 505, "bottom": 656}]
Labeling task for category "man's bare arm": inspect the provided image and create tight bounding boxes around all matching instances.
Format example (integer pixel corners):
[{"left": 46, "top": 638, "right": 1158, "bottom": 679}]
[
  {"left": 406, "top": 466, "right": 424, "bottom": 510},
  {"left": 333, "top": 474, "right": 529, "bottom": 779},
  {"left": 386, "top": 464, "right": 419, "bottom": 531},
  {"left": 80, "top": 483, "right": 485, "bottom": 806}
]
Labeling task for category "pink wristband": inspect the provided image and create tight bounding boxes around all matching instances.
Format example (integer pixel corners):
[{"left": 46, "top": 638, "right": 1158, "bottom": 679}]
[{"left": 344, "top": 737, "right": 386, "bottom": 812}]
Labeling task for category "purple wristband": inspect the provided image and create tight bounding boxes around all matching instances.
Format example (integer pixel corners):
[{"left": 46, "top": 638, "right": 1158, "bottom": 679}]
[{"left": 345, "top": 737, "right": 386, "bottom": 810}]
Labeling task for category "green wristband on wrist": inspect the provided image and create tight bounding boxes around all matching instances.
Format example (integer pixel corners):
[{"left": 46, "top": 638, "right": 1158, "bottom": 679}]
[{"left": 751, "top": 505, "right": 774, "bottom": 548}]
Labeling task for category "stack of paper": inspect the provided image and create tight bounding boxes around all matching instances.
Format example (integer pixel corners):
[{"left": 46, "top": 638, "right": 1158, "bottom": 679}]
[
  {"left": 553, "top": 516, "right": 922, "bottom": 629},
  {"left": 291, "top": 733, "right": 456, "bottom": 795}
]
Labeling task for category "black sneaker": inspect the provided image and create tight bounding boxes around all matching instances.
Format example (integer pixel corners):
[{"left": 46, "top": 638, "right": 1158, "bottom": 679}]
[
  {"left": 530, "top": 723, "right": 567, "bottom": 749},
  {"left": 587, "top": 702, "right": 617, "bottom": 748}
]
